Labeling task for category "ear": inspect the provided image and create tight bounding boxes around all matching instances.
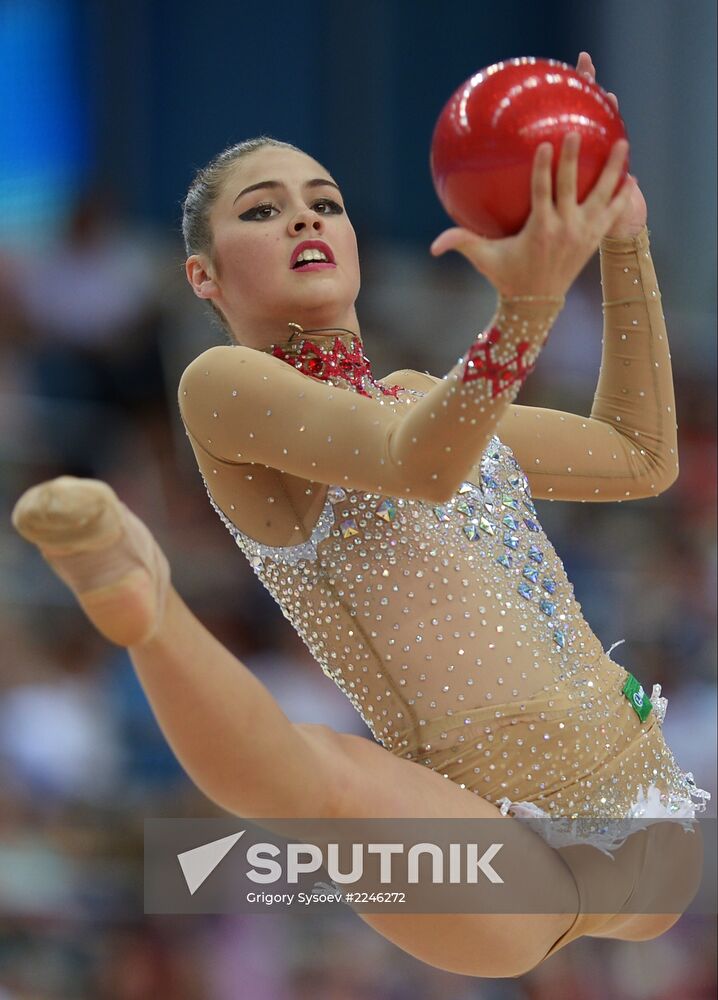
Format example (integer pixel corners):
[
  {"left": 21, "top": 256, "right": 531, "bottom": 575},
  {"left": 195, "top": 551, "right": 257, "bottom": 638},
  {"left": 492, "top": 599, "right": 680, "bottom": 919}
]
[{"left": 186, "top": 255, "right": 220, "bottom": 301}]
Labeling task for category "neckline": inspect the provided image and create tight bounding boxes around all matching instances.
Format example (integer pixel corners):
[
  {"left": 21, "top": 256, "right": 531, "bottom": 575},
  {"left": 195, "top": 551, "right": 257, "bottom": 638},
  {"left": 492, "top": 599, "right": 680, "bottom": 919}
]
[
  {"left": 259, "top": 325, "right": 360, "bottom": 355},
  {"left": 260, "top": 328, "right": 401, "bottom": 399}
]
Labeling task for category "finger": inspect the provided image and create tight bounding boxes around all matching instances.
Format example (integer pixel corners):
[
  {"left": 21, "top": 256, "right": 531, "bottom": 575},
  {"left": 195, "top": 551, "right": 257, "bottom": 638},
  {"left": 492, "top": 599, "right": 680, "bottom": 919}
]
[
  {"left": 583, "top": 138, "right": 629, "bottom": 211},
  {"left": 555, "top": 132, "right": 581, "bottom": 212},
  {"left": 603, "top": 175, "right": 635, "bottom": 229},
  {"left": 577, "top": 51, "right": 596, "bottom": 81},
  {"left": 606, "top": 91, "right": 619, "bottom": 109},
  {"left": 530, "top": 142, "right": 554, "bottom": 215},
  {"left": 430, "top": 226, "right": 483, "bottom": 257},
  {"left": 430, "top": 226, "right": 494, "bottom": 273}
]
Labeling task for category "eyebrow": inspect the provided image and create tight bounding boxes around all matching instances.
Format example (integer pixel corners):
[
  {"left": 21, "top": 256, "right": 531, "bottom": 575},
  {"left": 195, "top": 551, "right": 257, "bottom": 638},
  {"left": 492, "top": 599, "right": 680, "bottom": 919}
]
[{"left": 233, "top": 178, "right": 341, "bottom": 205}]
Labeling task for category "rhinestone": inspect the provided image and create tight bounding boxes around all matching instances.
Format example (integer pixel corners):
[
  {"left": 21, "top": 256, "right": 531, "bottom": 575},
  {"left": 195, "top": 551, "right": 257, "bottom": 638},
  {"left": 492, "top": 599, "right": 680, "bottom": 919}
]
[
  {"left": 376, "top": 499, "right": 397, "bottom": 522},
  {"left": 340, "top": 518, "right": 359, "bottom": 539}
]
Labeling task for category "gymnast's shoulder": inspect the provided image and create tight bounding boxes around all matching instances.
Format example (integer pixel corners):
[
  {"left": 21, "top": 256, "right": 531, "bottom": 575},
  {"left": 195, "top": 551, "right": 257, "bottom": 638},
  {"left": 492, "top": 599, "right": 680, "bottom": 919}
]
[
  {"left": 178, "top": 343, "right": 302, "bottom": 394},
  {"left": 378, "top": 368, "right": 443, "bottom": 392}
]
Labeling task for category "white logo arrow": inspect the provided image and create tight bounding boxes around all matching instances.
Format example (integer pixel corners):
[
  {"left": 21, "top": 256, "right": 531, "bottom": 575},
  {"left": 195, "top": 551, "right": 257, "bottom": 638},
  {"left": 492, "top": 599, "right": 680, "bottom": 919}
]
[{"left": 177, "top": 831, "right": 246, "bottom": 895}]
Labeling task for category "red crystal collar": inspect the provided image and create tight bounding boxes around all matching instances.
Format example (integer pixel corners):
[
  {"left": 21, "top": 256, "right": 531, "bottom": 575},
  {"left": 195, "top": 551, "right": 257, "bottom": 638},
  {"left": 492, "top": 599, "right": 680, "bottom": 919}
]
[{"left": 268, "top": 332, "right": 401, "bottom": 398}]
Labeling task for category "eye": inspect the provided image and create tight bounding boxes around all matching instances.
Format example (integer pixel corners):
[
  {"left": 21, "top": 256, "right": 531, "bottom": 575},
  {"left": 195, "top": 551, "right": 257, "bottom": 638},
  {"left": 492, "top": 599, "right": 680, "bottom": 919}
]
[
  {"left": 312, "top": 199, "right": 344, "bottom": 215},
  {"left": 239, "top": 201, "right": 279, "bottom": 221}
]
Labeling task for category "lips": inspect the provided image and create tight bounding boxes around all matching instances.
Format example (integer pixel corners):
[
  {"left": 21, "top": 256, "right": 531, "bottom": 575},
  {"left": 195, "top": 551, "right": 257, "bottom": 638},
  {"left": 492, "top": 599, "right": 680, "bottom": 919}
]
[{"left": 290, "top": 239, "right": 336, "bottom": 269}]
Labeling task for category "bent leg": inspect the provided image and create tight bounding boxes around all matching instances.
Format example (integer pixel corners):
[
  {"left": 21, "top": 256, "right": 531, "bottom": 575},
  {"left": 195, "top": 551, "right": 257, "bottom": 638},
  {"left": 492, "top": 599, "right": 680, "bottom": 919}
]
[
  {"left": 12, "top": 476, "right": 577, "bottom": 977},
  {"left": 17, "top": 477, "right": 684, "bottom": 977},
  {"left": 542, "top": 817, "right": 704, "bottom": 957},
  {"left": 585, "top": 819, "right": 704, "bottom": 942}
]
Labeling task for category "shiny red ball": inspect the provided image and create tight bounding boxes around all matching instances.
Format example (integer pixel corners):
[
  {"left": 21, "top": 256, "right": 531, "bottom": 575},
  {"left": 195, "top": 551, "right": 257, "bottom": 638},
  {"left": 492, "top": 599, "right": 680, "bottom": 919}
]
[{"left": 430, "top": 57, "right": 628, "bottom": 238}]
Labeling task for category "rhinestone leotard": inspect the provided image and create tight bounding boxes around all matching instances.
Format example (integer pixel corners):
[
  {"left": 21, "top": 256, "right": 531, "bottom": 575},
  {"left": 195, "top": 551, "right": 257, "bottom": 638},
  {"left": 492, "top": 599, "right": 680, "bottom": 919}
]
[{"left": 179, "top": 228, "right": 710, "bottom": 851}]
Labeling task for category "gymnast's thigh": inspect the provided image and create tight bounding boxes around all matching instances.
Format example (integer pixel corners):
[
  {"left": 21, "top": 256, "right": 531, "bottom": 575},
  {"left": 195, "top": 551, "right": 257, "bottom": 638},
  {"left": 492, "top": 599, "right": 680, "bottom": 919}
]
[
  {"left": 320, "top": 727, "right": 508, "bottom": 820},
  {"left": 314, "top": 729, "right": 578, "bottom": 977},
  {"left": 316, "top": 726, "right": 578, "bottom": 895}
]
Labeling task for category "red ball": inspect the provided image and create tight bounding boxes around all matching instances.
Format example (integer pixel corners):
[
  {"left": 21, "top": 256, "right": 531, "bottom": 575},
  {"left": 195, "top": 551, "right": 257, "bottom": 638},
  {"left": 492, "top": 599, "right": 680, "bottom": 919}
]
[{"left": 430, "top": 57, "right": 628, "bottom": 238}]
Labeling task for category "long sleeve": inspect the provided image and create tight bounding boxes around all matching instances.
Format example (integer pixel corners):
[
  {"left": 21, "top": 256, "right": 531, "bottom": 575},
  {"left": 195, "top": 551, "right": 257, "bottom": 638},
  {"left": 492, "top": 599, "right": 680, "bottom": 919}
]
[
  {"left": 178, "top": 296, "right": 563, "bottom": 505},
  {"left": 491, "top": 226, "right": 679, "bottom": 501}
]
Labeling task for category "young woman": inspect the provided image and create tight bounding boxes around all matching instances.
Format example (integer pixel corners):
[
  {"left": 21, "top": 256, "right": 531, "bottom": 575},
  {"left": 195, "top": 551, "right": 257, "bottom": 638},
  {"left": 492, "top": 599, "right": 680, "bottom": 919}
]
[{"left": 12, "top": 53, "right": 709, "bottom": 977}]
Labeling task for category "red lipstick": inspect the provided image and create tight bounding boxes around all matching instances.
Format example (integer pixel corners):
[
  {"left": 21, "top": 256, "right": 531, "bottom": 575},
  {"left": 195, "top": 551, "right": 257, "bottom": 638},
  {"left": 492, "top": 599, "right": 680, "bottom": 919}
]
[{"left": 290, "top": 239, "right": 336, "bottom": 270}]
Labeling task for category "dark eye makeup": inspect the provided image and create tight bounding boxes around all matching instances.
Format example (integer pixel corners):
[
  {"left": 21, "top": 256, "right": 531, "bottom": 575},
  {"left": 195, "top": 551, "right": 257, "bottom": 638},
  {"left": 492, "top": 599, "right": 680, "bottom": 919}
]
[{"left": 239, "top": 198, "right": 344, "bottom": 222}]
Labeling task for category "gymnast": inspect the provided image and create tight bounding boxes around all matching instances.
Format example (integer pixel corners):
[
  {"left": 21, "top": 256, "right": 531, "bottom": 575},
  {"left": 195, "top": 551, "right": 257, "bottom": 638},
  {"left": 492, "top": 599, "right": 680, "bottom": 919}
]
[{"left": 12, "top": 51, "right": 709, "bottom": 978}]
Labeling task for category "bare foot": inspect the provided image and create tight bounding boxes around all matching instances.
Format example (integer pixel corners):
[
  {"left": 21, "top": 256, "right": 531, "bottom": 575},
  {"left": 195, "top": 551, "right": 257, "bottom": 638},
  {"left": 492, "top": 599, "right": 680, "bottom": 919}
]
[{"left": 11, "top": 476, "right": 170, "bottom": 647}]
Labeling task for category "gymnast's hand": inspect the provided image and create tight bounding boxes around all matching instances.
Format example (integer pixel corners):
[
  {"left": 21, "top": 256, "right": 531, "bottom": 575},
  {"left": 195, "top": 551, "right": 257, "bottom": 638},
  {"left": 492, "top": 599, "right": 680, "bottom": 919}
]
[
  {"left": 430, "top": 130, "right": 633, "bottom": 301},
  {"left": 576, "top": 50, "right": 647, "bottom": 239}
]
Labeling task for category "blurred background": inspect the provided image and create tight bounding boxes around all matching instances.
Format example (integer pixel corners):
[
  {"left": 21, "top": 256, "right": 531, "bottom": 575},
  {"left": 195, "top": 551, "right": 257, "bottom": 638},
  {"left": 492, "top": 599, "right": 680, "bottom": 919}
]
[{"left": 0, "top": 0, "right": 715, "bottom": 996}]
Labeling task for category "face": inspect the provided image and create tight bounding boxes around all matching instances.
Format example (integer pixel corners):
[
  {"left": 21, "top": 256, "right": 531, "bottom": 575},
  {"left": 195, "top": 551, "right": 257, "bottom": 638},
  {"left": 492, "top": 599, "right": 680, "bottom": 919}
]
[{"left": 187, "top": 146, "right": 361, "bottom": 344}]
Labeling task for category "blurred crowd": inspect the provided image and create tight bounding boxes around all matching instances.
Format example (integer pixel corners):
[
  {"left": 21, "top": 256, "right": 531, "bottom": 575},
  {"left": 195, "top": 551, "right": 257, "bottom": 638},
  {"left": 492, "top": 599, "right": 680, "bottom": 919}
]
[{"left": 0, "top": 192, "right": 715, "bottom": 998}]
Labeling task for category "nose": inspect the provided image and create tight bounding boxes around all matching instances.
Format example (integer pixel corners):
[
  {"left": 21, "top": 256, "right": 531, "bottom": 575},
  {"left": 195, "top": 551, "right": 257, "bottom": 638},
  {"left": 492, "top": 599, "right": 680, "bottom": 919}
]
[{"left": 288, "top": 205, "right": 324, "bottom": 236}]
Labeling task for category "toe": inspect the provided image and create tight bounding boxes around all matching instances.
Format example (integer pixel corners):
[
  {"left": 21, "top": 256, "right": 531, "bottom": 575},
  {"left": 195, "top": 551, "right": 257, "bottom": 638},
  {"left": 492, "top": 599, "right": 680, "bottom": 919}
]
[{"left": 11, "top": 478, "right": 122, "bottom": 550}]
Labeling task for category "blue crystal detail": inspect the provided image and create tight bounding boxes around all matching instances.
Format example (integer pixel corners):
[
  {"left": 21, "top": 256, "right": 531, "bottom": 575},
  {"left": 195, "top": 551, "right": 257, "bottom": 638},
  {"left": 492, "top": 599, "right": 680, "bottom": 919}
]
[
  {"left": 463, "top": 523, "right": 480, "bottom": 541},
  {"left": 482, "top": 474, "right": 500, "bottom": 491},
  {"left": 553, "top": 630, "right": 566, "bottom": 649},
  {"left": 523, "top": 498, "right": 537, "bottom": 514},
  {"left": 503, "top": 532, "right": 519, "bottom": 550},
  {"left": 528, "top": 545, "right": 543, "bottom": 563},
  {"left": 456, "top": 498, "right": 474, "bottom": 516},
  {"left": 502, "top": 513, "right": 519, "bottom": 530},
  {"left": 524, "top": 518, "right": 540, "bottom": 532},
  {"left": 540, "top": 599, "right": 556, "bottom": 617},
  {"left": 433, "top": 506, "right": 449, "bottom": 522},
  {"left": 542, "top": 578, "right": 557, "bottom": 594},
  {"left": 517, "top": 581, "right": 533, "bottom": 600},
  {"left": 523, "top": 565, "right": 539, "bottom": 583},
  {"left": 496, "top": 553, "right": 512, "bottom": 569},
  {"left": 502, "top": 495, "right": 520, "bottom": 510}
]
